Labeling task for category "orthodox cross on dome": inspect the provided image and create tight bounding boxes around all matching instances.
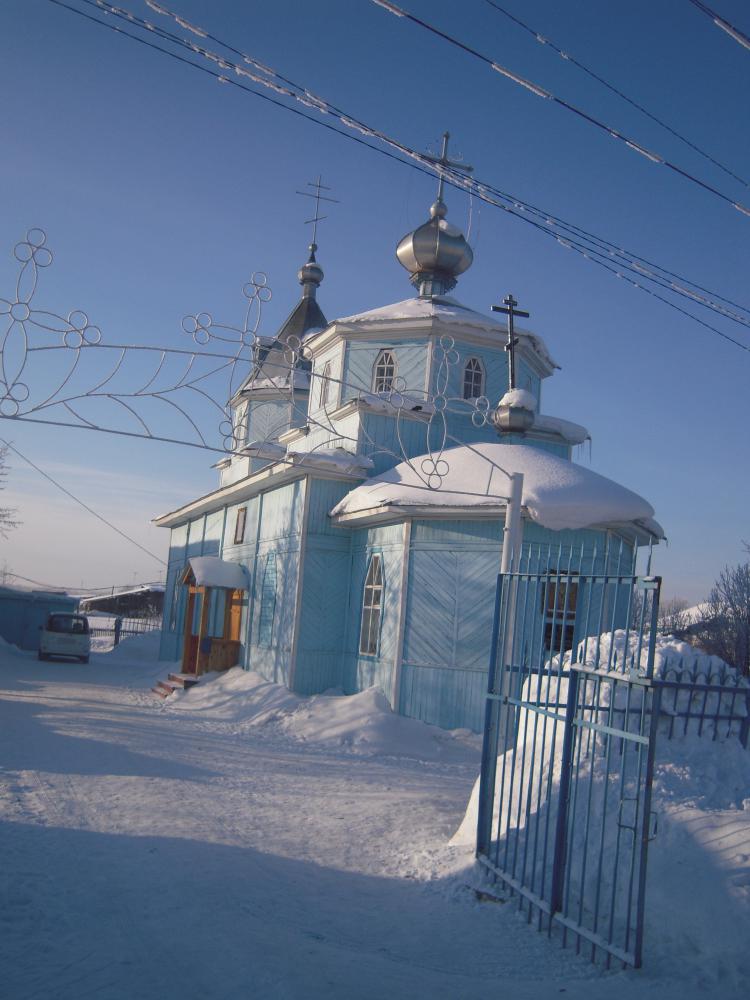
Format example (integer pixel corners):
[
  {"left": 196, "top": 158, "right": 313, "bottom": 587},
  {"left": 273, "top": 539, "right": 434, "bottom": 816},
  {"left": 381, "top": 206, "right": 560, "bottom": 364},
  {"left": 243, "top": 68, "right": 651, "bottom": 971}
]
[
  {"left": 491, "top": 293, "right": 530, "bottom": 391},
  {"left": 296, "top": 175, "right": 338, "bottom": 260},
  {"left": 423, "top": 131, "right": 473, "bottom": 207}
]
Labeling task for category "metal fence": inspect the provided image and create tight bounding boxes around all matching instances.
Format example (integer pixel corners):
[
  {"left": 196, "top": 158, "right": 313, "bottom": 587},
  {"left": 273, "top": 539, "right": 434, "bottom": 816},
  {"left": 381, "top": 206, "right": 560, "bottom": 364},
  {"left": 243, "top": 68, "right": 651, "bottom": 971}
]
[
  {"left": 477, "top": 569, "right": 663, "bottom": 969},
  {"left": 88, "top": 616, "right": 162, "bottom": 645},
  {"left": 476, "top": 565, "right": 750, "bottom": 970}
]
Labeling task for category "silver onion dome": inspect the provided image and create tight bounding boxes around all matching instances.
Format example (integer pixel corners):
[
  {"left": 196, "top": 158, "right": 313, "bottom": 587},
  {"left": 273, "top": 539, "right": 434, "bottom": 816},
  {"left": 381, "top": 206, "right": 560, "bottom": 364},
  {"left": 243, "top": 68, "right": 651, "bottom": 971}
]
[
  {"left": 298, "top": 243, "right": 324, "bottom": 298},
  {"left": 396, "top": 199, "right": 474, "bottom": 297}
]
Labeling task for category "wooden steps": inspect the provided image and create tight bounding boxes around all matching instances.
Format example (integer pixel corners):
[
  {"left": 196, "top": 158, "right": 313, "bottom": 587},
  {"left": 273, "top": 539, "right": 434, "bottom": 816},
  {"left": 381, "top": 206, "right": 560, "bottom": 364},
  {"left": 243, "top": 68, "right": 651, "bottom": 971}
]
[{"left": 151, "top": 673, "right": 200, "bottom": 698}]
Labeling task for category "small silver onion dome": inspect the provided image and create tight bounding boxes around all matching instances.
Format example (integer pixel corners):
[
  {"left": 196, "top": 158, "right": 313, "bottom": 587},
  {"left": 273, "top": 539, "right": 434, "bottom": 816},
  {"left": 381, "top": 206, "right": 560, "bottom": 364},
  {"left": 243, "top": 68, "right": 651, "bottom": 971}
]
[
  {"left": 298, "top": 243, "right": 324, "bottom": 298},
  {"left": 396, "top": 199, "right": 473, "bottom": 297},
  {"left": 492, "top": 389, "right": 537, "bottom": 435}
]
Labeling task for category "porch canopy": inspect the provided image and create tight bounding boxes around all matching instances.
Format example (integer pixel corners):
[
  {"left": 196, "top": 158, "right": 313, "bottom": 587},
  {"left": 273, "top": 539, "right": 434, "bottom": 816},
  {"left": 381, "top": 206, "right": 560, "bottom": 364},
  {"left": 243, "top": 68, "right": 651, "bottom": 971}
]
[{"left": 185, "top": 556, "right": 249, "bottom": 591}]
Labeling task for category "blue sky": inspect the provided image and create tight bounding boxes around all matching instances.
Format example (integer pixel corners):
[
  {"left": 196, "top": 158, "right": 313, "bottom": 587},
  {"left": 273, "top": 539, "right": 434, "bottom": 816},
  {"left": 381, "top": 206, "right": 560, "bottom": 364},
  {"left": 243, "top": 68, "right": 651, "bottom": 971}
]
[{"left": 0, "top": 0, "right": 748, "bottom": 600}]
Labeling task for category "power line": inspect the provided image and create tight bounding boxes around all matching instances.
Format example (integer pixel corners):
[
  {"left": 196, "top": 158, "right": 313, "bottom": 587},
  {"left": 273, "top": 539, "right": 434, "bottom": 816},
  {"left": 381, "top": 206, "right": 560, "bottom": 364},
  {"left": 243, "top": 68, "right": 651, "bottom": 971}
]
[
  {"left": 1, "top": 438, "right": 167, "bottom": 565},
  {"left": 101, "top": 0, "right": 750, "bottom": 326},
  {"left": 3, "top": 570, "right": 164, "bottom": 593},
  {"left": 483, "top": 0, "right": 749, "bottom": 189},
  {"left": 371, "top": 1, "right": 750, "bottom": 218},
  {"left": 686, "top": 0, "right": 750, "bottom": 51},
  {"left": 44, "top": 0, "right": 750, "bottom": 353}
]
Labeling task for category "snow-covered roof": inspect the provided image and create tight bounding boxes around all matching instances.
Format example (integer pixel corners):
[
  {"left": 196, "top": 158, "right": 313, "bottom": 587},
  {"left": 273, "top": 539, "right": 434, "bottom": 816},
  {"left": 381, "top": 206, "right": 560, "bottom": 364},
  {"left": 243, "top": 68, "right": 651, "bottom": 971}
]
[
  {"left": 531, "top": 414, "right": 590, "bottom": 445},
  {"left": 188, "top": 557, "right": 249, "bottom": 591},
  {"left": 331, "top": 442, "right": 663, "bottom": 536},
  {"left": 335, "top": 296, "right": 558, "bottom": 369}
]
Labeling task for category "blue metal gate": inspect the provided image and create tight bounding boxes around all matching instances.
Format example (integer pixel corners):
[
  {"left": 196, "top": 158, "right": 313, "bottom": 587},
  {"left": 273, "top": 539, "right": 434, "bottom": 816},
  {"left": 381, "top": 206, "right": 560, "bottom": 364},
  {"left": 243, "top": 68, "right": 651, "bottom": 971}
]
[{"left": 476, "top": 568, "right": 662, "bottom": 968}]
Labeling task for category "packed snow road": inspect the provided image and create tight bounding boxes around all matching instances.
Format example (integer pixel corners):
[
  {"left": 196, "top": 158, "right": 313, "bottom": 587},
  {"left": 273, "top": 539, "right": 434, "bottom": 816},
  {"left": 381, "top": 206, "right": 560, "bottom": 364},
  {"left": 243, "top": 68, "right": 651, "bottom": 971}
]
[{"left": 0, "top": 636, "right": 746, "bottom": 999}]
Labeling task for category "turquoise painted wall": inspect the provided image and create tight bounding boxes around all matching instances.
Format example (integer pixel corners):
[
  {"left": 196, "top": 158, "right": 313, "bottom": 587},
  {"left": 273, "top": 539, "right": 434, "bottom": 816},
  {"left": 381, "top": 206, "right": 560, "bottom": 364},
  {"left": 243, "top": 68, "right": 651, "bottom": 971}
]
[
  {"left": 342, "top": 338, "right": 427, "bottom": 401},
  {"left": 342, "top": 522, "right": 405, "bottom": 701},
  {"left": 294, "top": 478, "right": 354, "bottom": 694}
]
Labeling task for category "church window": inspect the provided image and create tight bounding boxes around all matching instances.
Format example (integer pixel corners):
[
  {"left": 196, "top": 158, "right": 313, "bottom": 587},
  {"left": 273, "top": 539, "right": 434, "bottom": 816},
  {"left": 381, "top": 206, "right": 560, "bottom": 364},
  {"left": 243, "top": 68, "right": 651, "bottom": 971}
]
[
  {"left": 359, "top": 554, "right": 384, "bottom": 656},
  {"left": 373, "top": 350, "right": 396, "bottom": 394},
  {"left": 319, "top": 361, "right": 332, "bottom": 409},
  {"left": 258, "top": 553, "right": 277, "bottom": 646},
  {"left": 233, "top": 507, "right": 247, "bottom": 545},
  {"left": 463, "top": 357, "right": 484, "bottom": 399},
  {"left": 542, "top": 570, "right": 579, "bottom": 654}
]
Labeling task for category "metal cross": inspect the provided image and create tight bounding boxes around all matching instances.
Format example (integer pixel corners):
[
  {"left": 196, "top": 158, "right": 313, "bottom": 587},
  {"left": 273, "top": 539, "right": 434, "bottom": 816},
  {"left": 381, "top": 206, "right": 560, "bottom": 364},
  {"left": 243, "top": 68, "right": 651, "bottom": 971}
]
[
  {"left": 491, "top": 293, "right": 530, "bottom": 391},
  {"left": 423, "top": 131, "right": 473, "bottom": 204},
  {"left": 296, "top": 175, "right": 339, "bottom": 253}
]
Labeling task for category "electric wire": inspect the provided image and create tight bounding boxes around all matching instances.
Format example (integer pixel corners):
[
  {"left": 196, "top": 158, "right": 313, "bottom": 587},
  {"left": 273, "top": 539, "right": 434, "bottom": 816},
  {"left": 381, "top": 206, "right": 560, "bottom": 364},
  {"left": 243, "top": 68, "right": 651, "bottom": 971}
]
[
  {"left": 74, "top": 0, "right": 750, "bottom": 327},
  {"left": 686, "top": 0, "right": 750, "bottom": 51},
  {"left": 92, "top": 0, "right": 750, "bottom": 327},
  {"left": 370, "top": 0, "right": 750, "bottom": 217},
  {"left": 1, "top": 438, "right": 167, "bottom": 565},
  {"left": 3, "top": 570, "right": 163, "bottom": 593},
  {"left": 483, "top": 0, "right": 749, "bottom": 189},
  {"left": 44, "top": 0, "right": 750, "bottom": 353}
]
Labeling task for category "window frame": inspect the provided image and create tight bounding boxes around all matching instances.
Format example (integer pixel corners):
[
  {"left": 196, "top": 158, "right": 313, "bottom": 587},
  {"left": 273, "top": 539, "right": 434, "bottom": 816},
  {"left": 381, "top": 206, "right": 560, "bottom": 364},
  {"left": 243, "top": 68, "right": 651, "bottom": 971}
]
[
  {"left": 258, "top": 552, "right": 277, "bottom": 647},
  {"left": 463, "top": 356, "right": 484, "bottom": 400},
  {"left": 359, "top": 552, "right": 385, "bottom": 657},
  {"left": 319, "top": 360, "right": 332, "bottom": 409},
  {"left": 541, "top": 570, "right": 579, "bottom": 654},
  {"left": 372, "top": 350, "right": 397, "bottom": 395},
  {"left": 233, "top": 506, "right": 247, "bottom": 545}
]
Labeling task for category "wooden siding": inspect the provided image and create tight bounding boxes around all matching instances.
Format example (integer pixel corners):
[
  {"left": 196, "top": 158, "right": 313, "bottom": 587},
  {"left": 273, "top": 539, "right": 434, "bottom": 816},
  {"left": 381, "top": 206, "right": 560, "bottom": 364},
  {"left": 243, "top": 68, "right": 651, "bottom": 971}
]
[
  {"left": 342, "top": 339, "right": 427, "bottom": 402},
  {"left": 342, "top": 524, "right": 405, "bottom": 702}
]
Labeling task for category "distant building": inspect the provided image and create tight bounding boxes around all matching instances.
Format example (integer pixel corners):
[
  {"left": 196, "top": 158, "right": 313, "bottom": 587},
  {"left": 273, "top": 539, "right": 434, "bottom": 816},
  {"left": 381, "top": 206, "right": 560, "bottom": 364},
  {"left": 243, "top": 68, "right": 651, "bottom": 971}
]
[
  {"left": 0, "top": 584, "right": 79, "bottom": 651},
  {"left": 155, "top": 186, "right": 662, "bottom": 732},
  {"left": 79, "top": 585, "right": 164, "bottom": 620}
]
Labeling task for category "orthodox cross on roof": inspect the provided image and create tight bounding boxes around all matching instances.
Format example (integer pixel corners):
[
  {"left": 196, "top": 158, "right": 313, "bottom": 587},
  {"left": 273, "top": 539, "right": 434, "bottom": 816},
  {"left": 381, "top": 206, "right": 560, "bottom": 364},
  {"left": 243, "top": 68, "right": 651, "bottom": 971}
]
[
  {"left": 296, "top": 175, "right": 338, "bottom": 258},
  {"left": 491, "top": 293, "right": 530, "bottom": 391},
  {"left": 423, "top": 131, "right": 473, "bottom": 205}
]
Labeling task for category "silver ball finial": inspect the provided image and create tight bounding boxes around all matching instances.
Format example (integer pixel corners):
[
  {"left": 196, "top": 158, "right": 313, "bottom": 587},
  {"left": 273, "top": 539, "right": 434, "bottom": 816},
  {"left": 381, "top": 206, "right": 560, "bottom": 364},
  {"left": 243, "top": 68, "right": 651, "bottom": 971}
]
[{"left": 430, "top": 200, "right": 447, "bottom": 219}]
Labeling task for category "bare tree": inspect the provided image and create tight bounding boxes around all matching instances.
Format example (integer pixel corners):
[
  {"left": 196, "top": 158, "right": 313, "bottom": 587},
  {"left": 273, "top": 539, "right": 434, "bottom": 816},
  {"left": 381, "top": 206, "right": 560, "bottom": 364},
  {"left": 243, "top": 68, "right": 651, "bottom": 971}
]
[
  {"left": 0, "top": 444, "right": 18, "bottom": 539},
  {"left": 658, "top": 597, "right": 691, "bottom": 635},
  {"left": 695, "top": 561, "right": 750, "bottom": 677}
]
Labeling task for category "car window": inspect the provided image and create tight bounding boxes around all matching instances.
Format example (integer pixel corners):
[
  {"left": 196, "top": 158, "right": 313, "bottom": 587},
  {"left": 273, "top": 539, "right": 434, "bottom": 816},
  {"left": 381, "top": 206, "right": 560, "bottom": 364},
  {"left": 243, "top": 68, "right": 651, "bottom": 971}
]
[{"left": 46, "top": 614, "right": 89, "bottom": 635}]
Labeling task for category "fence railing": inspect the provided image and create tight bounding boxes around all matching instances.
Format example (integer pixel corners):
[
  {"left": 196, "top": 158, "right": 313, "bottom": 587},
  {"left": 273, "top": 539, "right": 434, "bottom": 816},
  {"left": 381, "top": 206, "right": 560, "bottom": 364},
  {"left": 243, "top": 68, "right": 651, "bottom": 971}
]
[{"left": 88, "top": 617, "right": 162, "bottom": 645}]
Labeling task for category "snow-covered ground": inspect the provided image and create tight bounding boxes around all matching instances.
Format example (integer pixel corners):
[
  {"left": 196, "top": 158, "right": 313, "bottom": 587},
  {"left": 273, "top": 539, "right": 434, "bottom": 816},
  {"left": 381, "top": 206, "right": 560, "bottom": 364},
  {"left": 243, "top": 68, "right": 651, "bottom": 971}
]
[{"left": 0, "top": 633, "right": 748, "bottom": 999}]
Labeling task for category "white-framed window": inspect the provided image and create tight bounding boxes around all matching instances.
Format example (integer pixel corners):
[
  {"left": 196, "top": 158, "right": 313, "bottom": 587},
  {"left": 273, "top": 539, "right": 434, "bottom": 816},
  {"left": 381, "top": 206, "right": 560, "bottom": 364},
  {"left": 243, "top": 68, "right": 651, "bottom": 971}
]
[
  {"left": 258, "top": 552, "right": 277, "bottom": 647},
  {"left": 359, "top": 554, "right": 384, "bottom": 656},
  {"left": 463, "top": 357, "right": 484, "bottom": 399},
  {"left": 319, "top": 361, "right": 332, "bottom": 409},
  {"left": 372, "top": 350, "right": 396, "bottom": 394}
]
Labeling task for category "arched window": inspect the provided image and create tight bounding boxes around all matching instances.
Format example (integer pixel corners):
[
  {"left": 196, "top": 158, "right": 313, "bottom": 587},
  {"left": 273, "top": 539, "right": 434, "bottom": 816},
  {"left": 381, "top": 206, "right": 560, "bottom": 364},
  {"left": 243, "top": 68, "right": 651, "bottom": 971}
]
[
  {"left": 463, "top": 357, "right": 484, "bottom": 399},
  {"left": 359, "top": 554, "right": 384, "bottom": 655},
  {"left": 372, "top": 350, "right": 396, "bottom": 394},
  {"left": 258, "top": 552, "right": 277, "bottom": 647},
  {"left": 319, "top": 361, "right": 332, "bottom": 409}
]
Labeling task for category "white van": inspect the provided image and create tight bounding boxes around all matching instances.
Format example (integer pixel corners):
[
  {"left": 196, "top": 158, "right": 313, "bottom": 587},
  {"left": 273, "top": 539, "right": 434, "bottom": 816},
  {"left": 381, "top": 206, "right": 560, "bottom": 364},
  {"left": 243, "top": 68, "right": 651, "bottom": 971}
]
[{"left": 38, "top": 613, "right": 91, "bottom": 663}]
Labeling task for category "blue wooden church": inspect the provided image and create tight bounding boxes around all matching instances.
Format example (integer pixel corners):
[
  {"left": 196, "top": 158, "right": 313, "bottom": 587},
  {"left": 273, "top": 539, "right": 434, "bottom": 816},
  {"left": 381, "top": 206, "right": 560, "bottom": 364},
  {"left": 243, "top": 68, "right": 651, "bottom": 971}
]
[{"left": 155, "top": 181, "right": 662, "bottom": 731}]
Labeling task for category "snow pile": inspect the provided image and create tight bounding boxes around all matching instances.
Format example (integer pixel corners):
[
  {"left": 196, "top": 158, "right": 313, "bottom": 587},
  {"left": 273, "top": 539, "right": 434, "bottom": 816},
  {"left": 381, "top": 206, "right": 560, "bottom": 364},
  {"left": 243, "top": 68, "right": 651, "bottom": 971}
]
[
  {"left": 499, "top": 387, "right": 537, "bottom": 410},
  {"left": 332, "top": 441, "right": 662, "bottom": 534},
  {"left": 104, "top": 630, "right": 162, "bottom": 662},
  {"left": 168, "top": 668, "right": 480, "bottom": 761},
  {"left": 279, "top": 685, "right": 480, "bottom": 761},
  {"left": 451, "top": 632, "right": 750, "bottom": 987},
  {"left": 168, "top": 667, "right": 300, "bottom": 725}
]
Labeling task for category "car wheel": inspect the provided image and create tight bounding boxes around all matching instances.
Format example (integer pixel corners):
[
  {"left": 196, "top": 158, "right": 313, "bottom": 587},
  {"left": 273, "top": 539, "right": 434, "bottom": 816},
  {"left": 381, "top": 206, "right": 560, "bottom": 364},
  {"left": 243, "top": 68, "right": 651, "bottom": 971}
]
[{"left": 38, "top": 651, "right": 48, "bottom": 661}]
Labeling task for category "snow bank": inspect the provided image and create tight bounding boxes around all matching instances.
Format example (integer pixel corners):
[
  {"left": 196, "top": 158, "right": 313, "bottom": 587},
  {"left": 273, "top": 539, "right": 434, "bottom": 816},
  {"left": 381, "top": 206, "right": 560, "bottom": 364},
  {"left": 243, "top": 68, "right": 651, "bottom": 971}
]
[
  {"left": 167, "top": 667, "right": 300, "bottom": 725},
  {"left": 280, "top": 685, "right": 480, "bottom": 761},
  {"left": 168, "top": 669, "right": 481, "bottom": 761},
  {"left": 332, "top": 441, "right": 662, "bottom": 534},
  {"left": 451, "top": 631, "right": 750, "bottom": 986},
  {"left": 104, "top": 630, "right": 162, "bottom": 663}
]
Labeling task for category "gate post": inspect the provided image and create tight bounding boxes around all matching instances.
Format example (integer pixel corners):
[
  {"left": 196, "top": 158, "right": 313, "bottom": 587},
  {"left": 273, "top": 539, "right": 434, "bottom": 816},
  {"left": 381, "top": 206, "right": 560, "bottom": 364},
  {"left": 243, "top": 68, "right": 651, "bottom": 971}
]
[
  {"left": 477, "top": 574, "right": 504, "bottom": 858},
  {"left": 549, "top": 665, "right": 581, "bottom": 915}
]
